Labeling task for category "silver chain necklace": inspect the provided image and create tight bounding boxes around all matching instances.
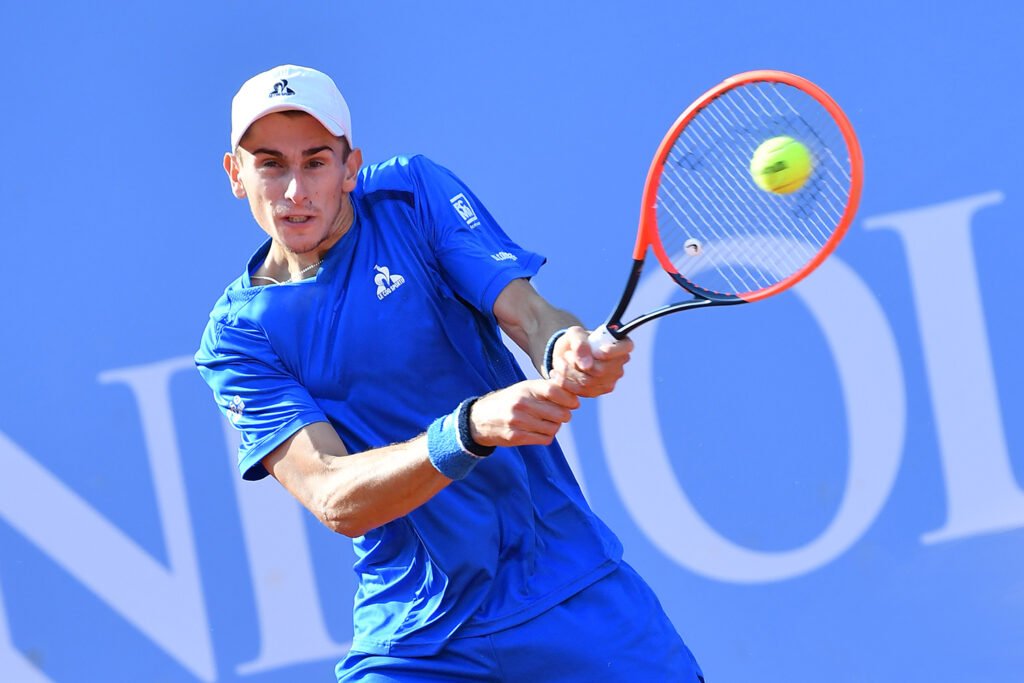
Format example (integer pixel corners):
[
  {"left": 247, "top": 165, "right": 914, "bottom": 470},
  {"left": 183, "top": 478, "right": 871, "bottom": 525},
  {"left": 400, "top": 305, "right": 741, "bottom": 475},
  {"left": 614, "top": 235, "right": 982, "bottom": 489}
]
[{"left": 252, "top": 259, "right": 323, "bottom": 286}]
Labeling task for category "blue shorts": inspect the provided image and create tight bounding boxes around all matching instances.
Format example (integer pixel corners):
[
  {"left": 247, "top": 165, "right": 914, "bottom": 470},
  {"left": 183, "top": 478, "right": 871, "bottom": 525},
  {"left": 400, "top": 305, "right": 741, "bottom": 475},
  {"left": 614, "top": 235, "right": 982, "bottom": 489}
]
[{"left": 337, "top": 561, "right": 704, "bottom": 682}]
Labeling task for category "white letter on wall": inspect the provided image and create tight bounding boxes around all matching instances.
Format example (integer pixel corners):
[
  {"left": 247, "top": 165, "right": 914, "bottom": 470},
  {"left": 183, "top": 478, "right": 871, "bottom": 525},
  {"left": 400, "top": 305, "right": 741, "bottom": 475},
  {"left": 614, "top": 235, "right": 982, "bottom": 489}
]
[
  {"left": 221, "top": 424, "right": 350, "bottom": 675},
  {"left": 0, "top": 573, "right": 53, "bottom": 681},
  {"left": 864, "top": 192, "right": 1024, "bottom": 543},
  {"left": 0, "top": 356, "right": 215, "bottom": 681},
  {"left": 599, "top": 244, "right": 905, "bottom": 582}
]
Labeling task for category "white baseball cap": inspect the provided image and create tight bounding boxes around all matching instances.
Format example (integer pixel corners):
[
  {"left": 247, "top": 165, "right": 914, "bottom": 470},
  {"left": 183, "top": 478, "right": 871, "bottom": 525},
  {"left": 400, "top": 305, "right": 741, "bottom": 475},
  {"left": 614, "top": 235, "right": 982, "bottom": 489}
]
[{"left": 230, "top": 64, "right": 353, "bottom": 150}]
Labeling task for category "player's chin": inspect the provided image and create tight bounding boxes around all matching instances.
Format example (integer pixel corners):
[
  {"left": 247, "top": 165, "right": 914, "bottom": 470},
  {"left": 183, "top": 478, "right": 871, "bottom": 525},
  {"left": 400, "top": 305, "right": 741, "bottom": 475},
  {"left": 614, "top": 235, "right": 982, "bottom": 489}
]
[{"left": 277, "top": 229, "right": 325, "bottom": 254}]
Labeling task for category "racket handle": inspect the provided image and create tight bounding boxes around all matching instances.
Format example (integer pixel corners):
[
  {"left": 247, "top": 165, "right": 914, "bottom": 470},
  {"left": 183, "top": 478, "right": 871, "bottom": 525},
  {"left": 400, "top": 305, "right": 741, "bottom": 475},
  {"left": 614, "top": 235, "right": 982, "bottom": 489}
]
[{"left": 588, "top": 325, "right": 627, "bottom": 352}]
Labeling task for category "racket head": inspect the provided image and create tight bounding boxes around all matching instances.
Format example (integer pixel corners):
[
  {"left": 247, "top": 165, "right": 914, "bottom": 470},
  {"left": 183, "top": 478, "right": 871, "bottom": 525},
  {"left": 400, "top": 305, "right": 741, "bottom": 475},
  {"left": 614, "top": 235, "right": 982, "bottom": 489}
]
[{"left": 634, "top": 70, "right": 863, "bottom": 304}]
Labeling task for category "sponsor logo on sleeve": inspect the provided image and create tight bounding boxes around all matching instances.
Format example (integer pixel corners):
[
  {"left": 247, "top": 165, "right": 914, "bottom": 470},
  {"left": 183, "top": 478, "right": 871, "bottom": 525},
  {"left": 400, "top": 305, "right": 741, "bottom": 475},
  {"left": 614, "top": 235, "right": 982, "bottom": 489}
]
[
  {"left": 450, "top": 193, "right": 481, "bottom": 229},
  {"left": 228, "top": 395, "right": 245, "bottom": 424}
]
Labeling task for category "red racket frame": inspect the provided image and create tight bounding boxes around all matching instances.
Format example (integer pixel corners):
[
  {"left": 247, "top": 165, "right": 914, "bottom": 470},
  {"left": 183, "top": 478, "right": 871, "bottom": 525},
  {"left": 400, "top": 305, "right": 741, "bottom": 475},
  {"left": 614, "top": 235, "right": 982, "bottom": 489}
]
[{"left": 602, "top": 70, "right": 864, "bottom": 339}]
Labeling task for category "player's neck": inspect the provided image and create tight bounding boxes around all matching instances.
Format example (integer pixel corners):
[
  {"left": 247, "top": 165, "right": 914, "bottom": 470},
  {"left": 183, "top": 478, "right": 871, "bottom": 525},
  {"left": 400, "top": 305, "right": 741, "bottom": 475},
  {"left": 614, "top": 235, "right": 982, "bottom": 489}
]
[{"left": 256, "top": 196, "right": 355, "bottom": 284}]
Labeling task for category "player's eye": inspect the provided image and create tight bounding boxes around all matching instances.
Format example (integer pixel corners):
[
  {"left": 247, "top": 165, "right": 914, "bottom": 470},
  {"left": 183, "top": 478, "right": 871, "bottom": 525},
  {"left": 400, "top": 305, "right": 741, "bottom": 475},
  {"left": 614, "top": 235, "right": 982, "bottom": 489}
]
[{"left": 307, "top": 158, "right": 327, "bottom": 169}]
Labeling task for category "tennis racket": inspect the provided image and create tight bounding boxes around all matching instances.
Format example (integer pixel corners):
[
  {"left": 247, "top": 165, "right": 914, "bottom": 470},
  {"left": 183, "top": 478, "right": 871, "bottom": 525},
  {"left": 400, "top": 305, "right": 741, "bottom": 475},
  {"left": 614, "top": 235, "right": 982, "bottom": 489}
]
[{"left": 589, "top": 70, "right": 863, "bottom": 348}]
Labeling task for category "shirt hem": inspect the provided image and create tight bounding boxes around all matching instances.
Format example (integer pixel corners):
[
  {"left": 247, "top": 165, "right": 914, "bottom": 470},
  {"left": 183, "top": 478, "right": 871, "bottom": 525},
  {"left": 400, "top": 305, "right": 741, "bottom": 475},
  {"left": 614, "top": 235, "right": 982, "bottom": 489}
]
[
  {"left": 477, "top": 253, "right": 546, "bottom": 323},
  {"left": 347, "top": 557, "right": 620, "bottom": 657}
]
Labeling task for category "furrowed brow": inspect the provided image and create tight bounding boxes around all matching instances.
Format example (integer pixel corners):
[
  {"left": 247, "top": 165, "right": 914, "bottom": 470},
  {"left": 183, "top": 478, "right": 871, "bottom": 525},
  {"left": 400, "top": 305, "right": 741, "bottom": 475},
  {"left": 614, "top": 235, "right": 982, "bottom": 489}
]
[
  {"left": 247, "top": 146, "right": 334, "bottom": 159},
  {"left": 302, "top": 145, "right": 334, "bottom": 157}
]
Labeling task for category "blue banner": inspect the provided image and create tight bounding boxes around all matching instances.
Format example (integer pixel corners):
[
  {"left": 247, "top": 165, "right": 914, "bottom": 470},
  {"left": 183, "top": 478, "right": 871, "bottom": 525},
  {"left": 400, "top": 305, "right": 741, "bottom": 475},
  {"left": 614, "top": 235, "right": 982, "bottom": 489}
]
[{"left": 2, "top": 2, "right": 1022, "bottom": 681}]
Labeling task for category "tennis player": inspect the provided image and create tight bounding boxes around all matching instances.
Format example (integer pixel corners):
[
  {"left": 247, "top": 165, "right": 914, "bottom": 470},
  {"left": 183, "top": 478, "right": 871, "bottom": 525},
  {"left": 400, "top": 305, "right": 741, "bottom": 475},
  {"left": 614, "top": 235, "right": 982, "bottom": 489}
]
[{"left": 196, "top": 64, "right": 703, "bottom": 682}]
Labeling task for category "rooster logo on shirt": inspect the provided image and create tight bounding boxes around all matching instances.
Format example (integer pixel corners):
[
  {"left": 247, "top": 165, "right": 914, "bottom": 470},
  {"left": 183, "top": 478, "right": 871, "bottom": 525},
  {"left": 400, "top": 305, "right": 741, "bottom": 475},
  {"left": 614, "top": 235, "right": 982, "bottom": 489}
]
[{"left": 374, "top": 265, "right": 406, "bottom": 300}]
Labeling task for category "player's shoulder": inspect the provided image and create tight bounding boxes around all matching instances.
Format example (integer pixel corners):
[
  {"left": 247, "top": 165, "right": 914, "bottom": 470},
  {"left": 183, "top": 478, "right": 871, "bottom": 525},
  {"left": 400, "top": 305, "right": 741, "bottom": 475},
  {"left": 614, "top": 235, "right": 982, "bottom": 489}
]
[
  {"left": 196, "top": 272, "right": 268, "bottom": 357},
  {"left": 208, "top": 275, "right": 258, "bottom": 319},
  {"left": 358, "top": 154, "right": 457, "bottom": 197},
  {"left": 203, "top": 239, "right": 275, "bottom": 322}
]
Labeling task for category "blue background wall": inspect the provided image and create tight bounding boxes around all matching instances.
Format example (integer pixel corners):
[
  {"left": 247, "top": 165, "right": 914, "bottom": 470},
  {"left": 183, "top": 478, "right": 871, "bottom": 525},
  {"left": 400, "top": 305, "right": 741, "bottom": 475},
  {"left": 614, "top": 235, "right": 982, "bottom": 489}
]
[{"left": 2, "top": 2, "right": 1022, "bottom": 681}]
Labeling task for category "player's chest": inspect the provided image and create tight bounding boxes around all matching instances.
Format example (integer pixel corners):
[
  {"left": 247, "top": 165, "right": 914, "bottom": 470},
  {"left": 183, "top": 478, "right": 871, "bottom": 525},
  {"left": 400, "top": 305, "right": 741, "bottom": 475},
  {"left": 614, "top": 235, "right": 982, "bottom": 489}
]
[{"left": 265, "top": 235, "right": 476, "bottom": 397}]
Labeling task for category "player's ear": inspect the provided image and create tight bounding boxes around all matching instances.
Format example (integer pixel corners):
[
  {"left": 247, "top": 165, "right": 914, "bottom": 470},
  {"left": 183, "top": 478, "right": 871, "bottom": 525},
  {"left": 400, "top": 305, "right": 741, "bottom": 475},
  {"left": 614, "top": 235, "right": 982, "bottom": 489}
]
[
  {"left": 223, "top": 152, "right": 247, "bottom": 199},
  {"left": 341, "top": 147, "right": 362, "bottom": 193}
]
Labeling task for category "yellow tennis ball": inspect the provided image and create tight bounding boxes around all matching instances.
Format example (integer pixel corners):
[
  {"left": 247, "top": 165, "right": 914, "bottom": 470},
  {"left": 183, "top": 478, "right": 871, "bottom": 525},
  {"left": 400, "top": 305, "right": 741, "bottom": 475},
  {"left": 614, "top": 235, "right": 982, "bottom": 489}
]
[{"left": 749, "top": 136, "right": 813, "bottom": 194}]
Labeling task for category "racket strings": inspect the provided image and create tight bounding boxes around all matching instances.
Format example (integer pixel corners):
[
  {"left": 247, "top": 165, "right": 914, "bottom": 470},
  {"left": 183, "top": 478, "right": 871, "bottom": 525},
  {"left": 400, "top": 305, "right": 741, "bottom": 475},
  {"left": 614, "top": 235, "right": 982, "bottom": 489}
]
[
  {"left": 656, "top": 81, "right": 854, "bottom": 297},
  {"left": 700, "top": 96, "right": 834, "bottom": 260},
  {"left": 661, "top": 116, "right": 812, "bottom": 291},
  {"left": 666, "top": 126, "right": 812, "bottom": 278},
  {"left": 744, "top": 85, "right": 850, "bottom": 236},
  {"left": 743, "top": 86, "right": 850, "bottom": 230},
  {"left": 660, "top": 155, "right": 788, "bottom": 291},
  {"left": 693, "top": 89, "right": 837, "bottom": 271},
  {"left": 730, "top": 90, "right": 841, "bottom": 243},
  {"left": 659, "top": 159, "right": 771, "bottom": 290}
]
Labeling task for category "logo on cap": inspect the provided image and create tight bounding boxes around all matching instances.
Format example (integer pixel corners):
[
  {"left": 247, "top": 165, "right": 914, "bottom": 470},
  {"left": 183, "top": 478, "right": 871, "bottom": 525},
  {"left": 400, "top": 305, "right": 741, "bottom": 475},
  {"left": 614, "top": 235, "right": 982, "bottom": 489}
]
[{"left": 269, "top": 79, "right": 295, "bottom": 98}]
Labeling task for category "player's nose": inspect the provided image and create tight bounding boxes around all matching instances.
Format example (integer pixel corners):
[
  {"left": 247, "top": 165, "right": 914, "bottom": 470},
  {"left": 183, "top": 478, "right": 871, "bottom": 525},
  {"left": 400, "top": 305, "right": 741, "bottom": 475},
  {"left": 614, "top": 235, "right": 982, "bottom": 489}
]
[{"left": 284, "top": 174, "right": 308, "bottom": 204}]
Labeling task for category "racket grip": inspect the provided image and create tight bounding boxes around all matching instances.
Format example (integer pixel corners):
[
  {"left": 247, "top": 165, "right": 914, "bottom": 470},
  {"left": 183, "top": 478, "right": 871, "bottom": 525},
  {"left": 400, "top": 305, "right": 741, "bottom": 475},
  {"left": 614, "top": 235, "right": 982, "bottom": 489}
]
[{"left": 588, "top": 325, "right": 626, "bottom": 352}]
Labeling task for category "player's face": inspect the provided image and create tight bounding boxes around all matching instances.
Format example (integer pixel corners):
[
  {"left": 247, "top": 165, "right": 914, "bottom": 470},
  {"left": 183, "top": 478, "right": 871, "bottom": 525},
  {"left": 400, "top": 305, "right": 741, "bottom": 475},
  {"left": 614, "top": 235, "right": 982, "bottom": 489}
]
[{"left": 224, "top": 112, "right": 361, "bottom": 256}]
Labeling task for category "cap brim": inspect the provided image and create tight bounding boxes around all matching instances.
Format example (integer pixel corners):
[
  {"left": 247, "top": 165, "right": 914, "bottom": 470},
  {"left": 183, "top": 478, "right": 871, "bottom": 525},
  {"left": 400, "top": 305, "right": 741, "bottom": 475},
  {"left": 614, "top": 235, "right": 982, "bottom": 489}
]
[{"left": 232, "top": 103, "right": 348, "bottom": 149}]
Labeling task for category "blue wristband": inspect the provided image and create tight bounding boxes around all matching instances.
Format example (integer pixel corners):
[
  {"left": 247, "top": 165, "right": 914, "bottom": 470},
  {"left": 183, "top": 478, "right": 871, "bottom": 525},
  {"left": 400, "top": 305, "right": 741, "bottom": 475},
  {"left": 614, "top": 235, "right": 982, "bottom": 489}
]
[
  {"left": 542, "top": 328, "right": 569, "bottom": 379},
  {"left": 427, "top": 400, "right": 488, "bottom": 480},
  {"left": 457, "top": 397, "right": 495, "bottom": 458}
]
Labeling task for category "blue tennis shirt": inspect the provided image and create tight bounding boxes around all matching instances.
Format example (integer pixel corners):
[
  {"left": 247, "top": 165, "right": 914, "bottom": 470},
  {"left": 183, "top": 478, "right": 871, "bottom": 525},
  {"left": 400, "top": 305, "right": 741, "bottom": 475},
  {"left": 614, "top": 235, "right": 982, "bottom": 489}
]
[{"left": 196, "top": 155, "right": 623, "bottom": 656}]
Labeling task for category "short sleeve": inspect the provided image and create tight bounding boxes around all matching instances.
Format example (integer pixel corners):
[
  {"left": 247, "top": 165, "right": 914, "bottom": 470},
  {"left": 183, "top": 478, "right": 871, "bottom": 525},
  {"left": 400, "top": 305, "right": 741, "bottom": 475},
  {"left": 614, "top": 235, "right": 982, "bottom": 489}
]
[
  {"left": 195, "top": 318, "right": 328, "bottom": 481},
  {"left": 411, "top": 156, "right": 546, "bottom": 319}
]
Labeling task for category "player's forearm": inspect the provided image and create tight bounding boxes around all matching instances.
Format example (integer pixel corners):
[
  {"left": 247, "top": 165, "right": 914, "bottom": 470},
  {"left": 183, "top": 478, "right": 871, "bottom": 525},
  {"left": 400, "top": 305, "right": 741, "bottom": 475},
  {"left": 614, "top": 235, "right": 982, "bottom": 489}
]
[
  {"left": 493, "top": 279, "right": 585, "bottom": 375},
  {"left": 312, "top": 437, "right": 450, "bottom": 538},
  {"left": 267, "top": 381, "right": 576, "bottom": 538},
  {"left": 513, "top": 310, "right": 584, "bottom": 377}
]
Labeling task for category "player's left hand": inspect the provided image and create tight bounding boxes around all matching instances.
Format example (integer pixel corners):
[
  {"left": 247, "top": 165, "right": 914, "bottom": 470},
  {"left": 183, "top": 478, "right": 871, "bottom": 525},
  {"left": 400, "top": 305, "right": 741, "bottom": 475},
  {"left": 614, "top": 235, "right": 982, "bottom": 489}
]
[{"left": 549, "top": 326, "right": 633, "bottom": 398}]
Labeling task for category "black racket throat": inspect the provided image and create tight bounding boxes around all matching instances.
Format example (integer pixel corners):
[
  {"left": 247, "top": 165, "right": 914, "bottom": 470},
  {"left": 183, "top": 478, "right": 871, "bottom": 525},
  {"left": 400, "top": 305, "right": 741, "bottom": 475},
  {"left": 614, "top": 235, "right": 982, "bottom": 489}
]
[{"left": 602, "top": 259, "right": 743, "bottom": 339}]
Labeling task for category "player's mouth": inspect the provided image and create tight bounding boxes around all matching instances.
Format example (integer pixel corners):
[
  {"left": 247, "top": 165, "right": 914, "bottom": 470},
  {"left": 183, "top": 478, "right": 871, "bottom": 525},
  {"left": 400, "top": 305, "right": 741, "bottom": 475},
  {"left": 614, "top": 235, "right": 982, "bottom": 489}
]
[{"left": 279, "top": 214, "right": 316, "bottom": 225}]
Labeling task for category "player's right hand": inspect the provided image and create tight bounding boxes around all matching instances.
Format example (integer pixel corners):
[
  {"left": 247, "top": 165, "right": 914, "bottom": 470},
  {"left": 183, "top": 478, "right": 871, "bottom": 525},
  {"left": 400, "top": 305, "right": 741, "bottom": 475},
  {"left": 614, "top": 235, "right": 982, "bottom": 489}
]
[
  {"left": 468, "top": 380, "right": 580, "bottom": 448},
  {"left": 550, "top": 326, "right": 633, "bottom": 399}
]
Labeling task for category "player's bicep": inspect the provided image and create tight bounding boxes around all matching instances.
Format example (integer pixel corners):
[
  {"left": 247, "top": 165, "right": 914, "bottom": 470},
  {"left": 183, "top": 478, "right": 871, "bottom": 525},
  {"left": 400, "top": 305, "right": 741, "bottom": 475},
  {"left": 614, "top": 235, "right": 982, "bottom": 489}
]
[
  {"left": 411, "top": 156, "right": 545, "bottom": 317},
  {"left": 261, "top": 421, "right": 350, "bottom": 518}
]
